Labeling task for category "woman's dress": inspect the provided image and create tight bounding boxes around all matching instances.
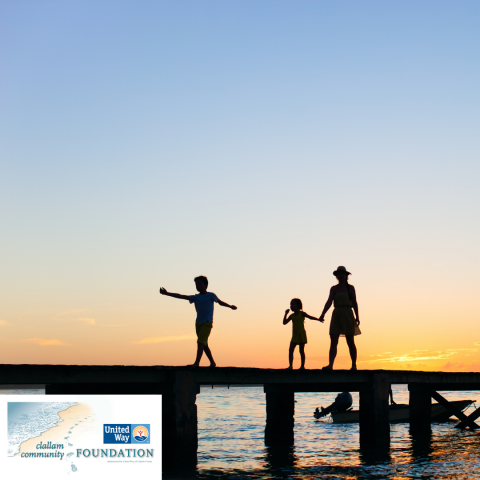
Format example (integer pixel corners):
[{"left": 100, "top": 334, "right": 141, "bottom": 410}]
[{"left": 329, "top": 293, "right": 361, "bottom": 337}]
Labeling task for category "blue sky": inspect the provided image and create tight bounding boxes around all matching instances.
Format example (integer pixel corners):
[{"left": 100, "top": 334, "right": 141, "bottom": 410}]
[{"left": 1, "top": 1, "right": 479, "bottom": 366}]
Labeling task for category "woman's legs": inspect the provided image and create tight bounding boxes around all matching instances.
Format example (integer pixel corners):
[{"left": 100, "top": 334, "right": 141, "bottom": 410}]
[
  {"left": 299, "top": 344, "right": 306, "bottom": 369},
  {"left": 326, "top": 334, "right": 340, "bottom": 369},
  {"left": 288, "top": 342, "right": 297, "bottom": 368},
  {"left": 345, "top": 335, "right": 357, "bottom": 370}
]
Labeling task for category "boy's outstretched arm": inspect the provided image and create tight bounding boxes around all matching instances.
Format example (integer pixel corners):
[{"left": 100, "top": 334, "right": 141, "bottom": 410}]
[
  {"left": 304, "top": 312, "right": 324, "bottom": 322},
  {"left": 159, "top": 287, "right": 189, "bottom": 301},
  {"left": 217, "top": 298, "right": 237, "bottom": 310}
]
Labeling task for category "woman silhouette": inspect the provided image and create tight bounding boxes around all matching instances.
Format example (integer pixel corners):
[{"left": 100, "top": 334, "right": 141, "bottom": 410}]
[{"left": 319, "top": 266, "right": 360, "bottom": 370}]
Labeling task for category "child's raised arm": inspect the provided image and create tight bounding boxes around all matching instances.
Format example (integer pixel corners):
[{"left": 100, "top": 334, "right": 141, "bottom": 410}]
[
  {"left": 217, "top": 298, "right": 237, "bottom": 310},
  {"left": 283, "top": 309, "right": 292, "bottom": 325},
  {"left": 159, "top": 287, "right": 190, "bottom": 301},
  {"left": 303, "top": 312, "right": 324, "bottom": 323}
]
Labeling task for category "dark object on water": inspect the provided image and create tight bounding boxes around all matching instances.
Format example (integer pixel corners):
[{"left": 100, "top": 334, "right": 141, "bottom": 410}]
[
  {"left": 314, "top": 399, "right": 475, "bottom": 423},
  {"left": 314, "top": 392, "right": 353, "bottom": 418}
]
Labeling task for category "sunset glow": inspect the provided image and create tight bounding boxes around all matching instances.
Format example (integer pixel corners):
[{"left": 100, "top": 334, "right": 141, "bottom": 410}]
[{"left": 1, "top": 1, "right": 479, "bottom": 372}]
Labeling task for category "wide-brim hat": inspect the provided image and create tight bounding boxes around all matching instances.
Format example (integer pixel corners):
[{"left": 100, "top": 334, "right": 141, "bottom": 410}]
[{"left": 333, "top": 266, "right": 351, "bottom": 276}]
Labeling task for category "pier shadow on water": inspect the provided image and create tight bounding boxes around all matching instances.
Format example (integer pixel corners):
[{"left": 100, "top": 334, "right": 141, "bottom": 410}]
[
  {"left": 359, "top": 444, "right": 391, "bottom": 465},
  {"left": 409, "top": 428, "right": 433, "bottom": 460},
  {"left": 264, "top": 445, "right": 297, "bottom": 471}
]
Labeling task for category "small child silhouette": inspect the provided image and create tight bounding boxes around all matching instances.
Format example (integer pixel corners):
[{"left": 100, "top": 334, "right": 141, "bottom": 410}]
[{"left": 283, "top": 298, "right": 323, "bottom": 370}]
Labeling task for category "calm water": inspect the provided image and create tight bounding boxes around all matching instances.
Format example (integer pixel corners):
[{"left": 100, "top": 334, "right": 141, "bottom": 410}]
[
  {"left": 193, "top": 385, "right": 480, "bottom": 480},
  {"left": 3, "top": 387, "right": 480, "bottom": 479}
]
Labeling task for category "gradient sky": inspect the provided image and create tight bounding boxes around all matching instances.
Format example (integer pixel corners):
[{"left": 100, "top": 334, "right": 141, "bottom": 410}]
[{"left": 1, "top": 1, "right": 479, "bottom": 370}]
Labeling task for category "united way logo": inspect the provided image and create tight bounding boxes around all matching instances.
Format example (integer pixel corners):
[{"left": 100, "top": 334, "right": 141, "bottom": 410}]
[
  {"left": 132, "top": 425, "right": 149, "bottom": 443},
  {"left": 104, "top": 424, "right": 150, "bottom": 444}
]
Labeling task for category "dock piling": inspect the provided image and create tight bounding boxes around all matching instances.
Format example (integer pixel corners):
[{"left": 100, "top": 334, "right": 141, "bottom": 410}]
[
  {"left": 409, "top": 385, "right": 432, "bottom": 434},
  {"left": 264, "top": 385, "right": 295, "bottom": 446},
  {"left": 359, "top": 373, "right": 390, "bottom": 448},
  {"left": 162, "top": 370, "right": 198, "bottom": 467}
]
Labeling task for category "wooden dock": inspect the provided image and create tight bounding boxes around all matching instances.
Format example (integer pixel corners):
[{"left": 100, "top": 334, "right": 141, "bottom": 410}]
[{"left": 1, "top": 365, "right": 479, "bottom": 467}]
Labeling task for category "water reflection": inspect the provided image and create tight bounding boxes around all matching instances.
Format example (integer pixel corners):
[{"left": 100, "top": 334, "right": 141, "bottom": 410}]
[
  {"left": 359, "top": 444, "right": 391, "bottom": 465},
  {"left": 194, "top": 386, "right": 480, "bottom": 479},
  {"left": 410, "top": 428, "right": 433, "bottom": 460},
  {"left": 264, "top": 445, "right": 297, "bottom": 470}
]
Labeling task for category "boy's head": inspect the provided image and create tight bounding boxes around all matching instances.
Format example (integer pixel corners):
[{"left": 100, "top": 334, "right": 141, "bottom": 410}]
[
  {"left": 290, "top": 298, "right": 303, "bottom": 311},
  {"left": 194, "top": 276, "right": 208, "bottom": 293}
]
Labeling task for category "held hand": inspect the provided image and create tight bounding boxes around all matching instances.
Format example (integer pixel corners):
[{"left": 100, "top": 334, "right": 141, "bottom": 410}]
[
  {"left": 285, "top": 309, "right": 290, "bottom": 315},
  {"left": 319, "top": 315, "right": 325, "bottom": 323},
  {"left": 160, "top": 287, "right": 168, "bottom": 295},
  {"left": 230, "top": 305, "right": 237, "bottom": 310}
]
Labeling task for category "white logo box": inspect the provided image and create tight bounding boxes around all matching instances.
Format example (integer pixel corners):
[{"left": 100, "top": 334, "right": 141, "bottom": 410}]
[{"left": 1, "top": 394, "right": 162, "bottom": 479}]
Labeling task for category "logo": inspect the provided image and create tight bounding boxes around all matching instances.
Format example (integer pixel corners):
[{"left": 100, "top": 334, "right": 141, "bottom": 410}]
[
  {"left": 104, "top": 424, "right": 150, "bottom": 444},
  {"left": 132, "top": 425, "right": 149, "bottom": 443}
]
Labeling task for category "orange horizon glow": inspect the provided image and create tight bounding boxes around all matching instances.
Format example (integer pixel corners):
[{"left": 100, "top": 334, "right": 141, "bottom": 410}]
[{"left": 1, "top": 295, "right": 479, "bottom": 372}]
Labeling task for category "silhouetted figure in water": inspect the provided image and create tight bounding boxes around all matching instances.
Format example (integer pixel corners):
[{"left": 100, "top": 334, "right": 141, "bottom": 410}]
[
  {"left": 160, "top": 276, "right": 237, "bottom": 367},
  {"left": 283, "top": 298, "right": 322, "bottom": 370},
  {"left": 319, "top": 266, "right": 361, "bottom": 370},
  {"left": 314, "top": 391, "right": 353, "bottom": 418}
]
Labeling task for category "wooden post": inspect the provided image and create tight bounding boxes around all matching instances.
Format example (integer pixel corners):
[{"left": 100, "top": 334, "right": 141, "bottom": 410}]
[
  {"left": 409, "top": 385, "right": 431, "bottom": 434},
  {"left": 456, "top": 406, "right": 480, "bottom": 430},
  {"left": 359, "top": 373, "right": 390, "bottom": 449},
  {"left": 431, "top": 391, "right": 479, "bottom": 429},
  {"left": 264, "top": 386, "right": 294, "bottom": 446},
  {"left": 162, "top": 370, "right": 198, "bottom": 467}
]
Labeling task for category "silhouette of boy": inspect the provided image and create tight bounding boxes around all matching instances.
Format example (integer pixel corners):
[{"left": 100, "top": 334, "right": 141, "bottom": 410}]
[{"left": 160, "top": 276, "right": 237, "bottom": 367}]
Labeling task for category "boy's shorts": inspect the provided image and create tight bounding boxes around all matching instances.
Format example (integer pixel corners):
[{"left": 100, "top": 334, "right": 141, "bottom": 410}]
[{"left": 196, "top": 322, "right": 212, "bottom": 345}]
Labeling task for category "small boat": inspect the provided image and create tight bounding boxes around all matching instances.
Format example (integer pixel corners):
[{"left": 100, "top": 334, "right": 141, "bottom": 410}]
[{"left": 326, "top": 400, "right": 475, "bottom": 423}]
